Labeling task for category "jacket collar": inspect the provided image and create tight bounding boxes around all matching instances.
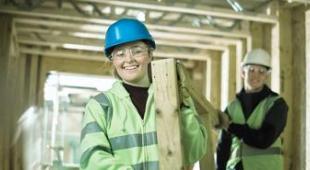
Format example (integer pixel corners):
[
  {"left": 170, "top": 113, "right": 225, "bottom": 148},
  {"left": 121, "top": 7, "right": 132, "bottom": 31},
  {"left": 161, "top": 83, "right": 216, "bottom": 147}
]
[{"left": 110, "top": 80, "right": 153, "bottom": 99}]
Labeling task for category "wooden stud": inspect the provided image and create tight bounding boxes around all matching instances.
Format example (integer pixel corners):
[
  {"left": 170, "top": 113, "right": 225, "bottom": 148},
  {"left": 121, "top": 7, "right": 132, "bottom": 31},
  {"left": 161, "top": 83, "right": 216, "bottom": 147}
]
[
  {"left": 220, "top": 49, "right": 230, "bottom": 110},
  {"left": 200, "top": 51, "right": 221, "bottom": 170},
  {"left": 227, "top": 45, "right": 237, "bottom": 102},
  {"left": 271, "top": 5, "right": 293, "bottom": 170},
  {"left": 290, "top": 6, "right": 307, "bottom": 170}
]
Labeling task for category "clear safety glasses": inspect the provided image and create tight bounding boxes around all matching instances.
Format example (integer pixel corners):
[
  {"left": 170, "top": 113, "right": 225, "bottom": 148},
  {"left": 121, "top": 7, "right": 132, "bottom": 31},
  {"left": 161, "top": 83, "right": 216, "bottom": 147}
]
[
  {"left": 244, "top": 65, "right": 270, "bottom": 75},
  {"left": 111, "top": 45, "right": 149, "bottom": 60}
]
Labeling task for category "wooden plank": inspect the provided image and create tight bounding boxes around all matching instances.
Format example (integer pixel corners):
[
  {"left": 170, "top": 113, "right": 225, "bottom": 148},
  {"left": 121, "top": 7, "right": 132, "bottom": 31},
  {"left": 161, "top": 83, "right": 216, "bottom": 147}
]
[{"left": 151, "top": 59, "right": 183, "bottom": 170}]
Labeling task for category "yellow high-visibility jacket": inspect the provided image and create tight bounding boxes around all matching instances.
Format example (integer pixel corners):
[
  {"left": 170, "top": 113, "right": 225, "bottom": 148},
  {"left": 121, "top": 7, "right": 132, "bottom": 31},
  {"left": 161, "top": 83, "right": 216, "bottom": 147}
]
[{"left": 80, "top": 80, "right": 207, "bottom": 170}]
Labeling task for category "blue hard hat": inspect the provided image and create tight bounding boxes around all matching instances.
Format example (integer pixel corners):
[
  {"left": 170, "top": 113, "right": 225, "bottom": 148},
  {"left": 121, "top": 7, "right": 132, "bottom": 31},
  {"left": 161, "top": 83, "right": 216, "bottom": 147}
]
[{"left": 104, "top": 18, "right": 156, "bottom": 58}]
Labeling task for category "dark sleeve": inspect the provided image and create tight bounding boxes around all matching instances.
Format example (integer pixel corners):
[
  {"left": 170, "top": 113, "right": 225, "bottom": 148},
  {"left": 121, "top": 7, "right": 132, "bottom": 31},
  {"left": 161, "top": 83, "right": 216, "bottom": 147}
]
[
  {"left": 216, "top": 130, "right": 232, "bottom": 170},
  {"left": 227, "top": 98, "right": 288, "bottom": 149}
]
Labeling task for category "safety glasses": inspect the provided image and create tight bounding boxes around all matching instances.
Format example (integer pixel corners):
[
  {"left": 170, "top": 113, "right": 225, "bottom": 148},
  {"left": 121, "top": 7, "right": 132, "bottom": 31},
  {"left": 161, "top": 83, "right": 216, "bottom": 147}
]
[
  {"left": 243, "top": 65, "right": 270, "bottom": 75},
  {"left": 111, "top": 45, "right": 149, "bottom": 60}
]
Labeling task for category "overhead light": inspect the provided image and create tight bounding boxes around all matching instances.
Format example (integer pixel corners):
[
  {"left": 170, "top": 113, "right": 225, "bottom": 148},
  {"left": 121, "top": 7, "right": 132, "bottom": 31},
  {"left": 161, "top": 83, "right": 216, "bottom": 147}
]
[
  {"left": 226, "top": 0, "right": 243, "bottom": 12},
  {"left": 63, "top": 44, "right": 103, "bottom": 51},
  {"left": 192, "top": 18, "right": 201, "bottom": 27}
]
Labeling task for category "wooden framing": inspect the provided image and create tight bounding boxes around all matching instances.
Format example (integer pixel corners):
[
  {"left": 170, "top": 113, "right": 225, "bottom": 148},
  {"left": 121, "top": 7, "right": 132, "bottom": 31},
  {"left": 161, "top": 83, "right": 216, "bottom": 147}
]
[
  {"left": 75, "top": 0, "right": 278, "bottom": 23},
  {"left": 151, "top": 59, "right": 183, "bottom": 169},
  {"left": 4, "top": 1, "right": 300, "bottom": 170},
  {"left": 37, "top": 57, "right": 112, "bottom": 105}
]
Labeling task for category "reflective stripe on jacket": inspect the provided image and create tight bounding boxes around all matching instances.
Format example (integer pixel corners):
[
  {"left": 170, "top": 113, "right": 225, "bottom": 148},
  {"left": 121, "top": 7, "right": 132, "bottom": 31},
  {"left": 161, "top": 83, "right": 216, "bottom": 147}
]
[
  {"left": 226, "top": 95, "right": 283, "bottom": 170},
  {"left": 80, "top": 80, "right": 207, "bottom": 170}
]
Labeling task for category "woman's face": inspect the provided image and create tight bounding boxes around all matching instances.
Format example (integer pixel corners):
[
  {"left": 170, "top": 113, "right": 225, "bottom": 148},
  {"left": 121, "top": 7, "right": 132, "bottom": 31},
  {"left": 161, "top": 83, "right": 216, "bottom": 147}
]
[{"left": 111, "top": 41, "right": 152, "bottom": 87}]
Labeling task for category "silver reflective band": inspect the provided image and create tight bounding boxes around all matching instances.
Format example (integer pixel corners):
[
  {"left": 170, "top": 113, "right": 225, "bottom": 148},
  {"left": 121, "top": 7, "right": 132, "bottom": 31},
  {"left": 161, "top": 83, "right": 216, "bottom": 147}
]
[{"left": 110, "top": 131, "right": 158, "bottom": 150}]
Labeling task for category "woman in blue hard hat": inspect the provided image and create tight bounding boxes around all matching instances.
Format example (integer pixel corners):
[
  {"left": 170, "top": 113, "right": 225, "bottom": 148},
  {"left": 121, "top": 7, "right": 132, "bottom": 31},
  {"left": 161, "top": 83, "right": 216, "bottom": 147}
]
[
  {"left": 80, "top": 18, "right": 207, "bottom": 170},
  {"left": 215, "top": 49, "right": 288, "bottom": 170}
]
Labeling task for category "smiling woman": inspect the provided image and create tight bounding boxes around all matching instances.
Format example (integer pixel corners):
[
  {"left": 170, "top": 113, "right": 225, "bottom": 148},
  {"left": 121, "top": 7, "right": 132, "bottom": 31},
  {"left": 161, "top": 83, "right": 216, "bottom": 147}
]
[{"left": 79, "top": 18, "right": 208, "bottom": 170}]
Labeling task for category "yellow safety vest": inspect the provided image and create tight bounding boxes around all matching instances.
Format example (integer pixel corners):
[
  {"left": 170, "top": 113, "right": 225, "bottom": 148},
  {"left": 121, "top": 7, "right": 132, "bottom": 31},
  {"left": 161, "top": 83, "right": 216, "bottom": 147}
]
[
  {"left": 80, "top": 80, "right": 207, "bottom": 170},
  {"left": 226, "top": 95, "right": 283, "bottom": 170}
]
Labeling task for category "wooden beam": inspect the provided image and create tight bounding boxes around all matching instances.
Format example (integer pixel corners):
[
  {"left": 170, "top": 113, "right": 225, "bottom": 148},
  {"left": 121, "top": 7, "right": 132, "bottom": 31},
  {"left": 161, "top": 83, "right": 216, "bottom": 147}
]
[
  {"left": 19, "top": 47, "right": 107, "bottom": 62},
  {"left": 4, "top": 8, "right": 251, "bottom": 39},
  {"left": 151, "top": 59, "right": 183, "bottom": 169},
  {"left": 200, "top": 52, "right": 221, "bottom": 170},
  {"left": 17, "top": 35, "right": 229, "bottom": 52},
  {"left": 220, "top": 49, "right": 230, "bottom": 110},
  {"left": 19, "top": 46, "right": 211, "bottom": 61},
  {"left": 76, "top": 0, "right": 278, "bottom": 23},
  {"left": 271, "top": 5, "right": 293, "bottom": 170},
  {"left": 14, "top": 18, "right": 243, "bottom": 46},
  {"left": 290, "top": 6, "right": 308, "bottom": 170},
  {"left": 236, "top": 40, "right": 246, "bottom": 91},
  {"left": 227, "top": 46, "right": 237, "bottom": 101},
  {"left": 206, "top": 51, "right": 221, "bottom": 109}
]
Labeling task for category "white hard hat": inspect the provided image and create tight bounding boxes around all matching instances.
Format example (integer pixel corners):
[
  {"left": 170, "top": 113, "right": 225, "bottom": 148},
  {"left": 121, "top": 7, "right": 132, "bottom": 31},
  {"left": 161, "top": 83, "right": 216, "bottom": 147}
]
[{"left": 242, "top": 48, "right": 271, "bottom": 69}]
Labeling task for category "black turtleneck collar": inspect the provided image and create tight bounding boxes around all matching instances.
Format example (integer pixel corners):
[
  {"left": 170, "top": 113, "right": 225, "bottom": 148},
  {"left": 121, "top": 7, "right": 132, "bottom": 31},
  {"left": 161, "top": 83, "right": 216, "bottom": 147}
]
[
  {"left": 236, "top": 85, "right": 277, "bottom": 120},
  {"left": 122, "top": 83, "right": 149, "bottom": 119}
]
